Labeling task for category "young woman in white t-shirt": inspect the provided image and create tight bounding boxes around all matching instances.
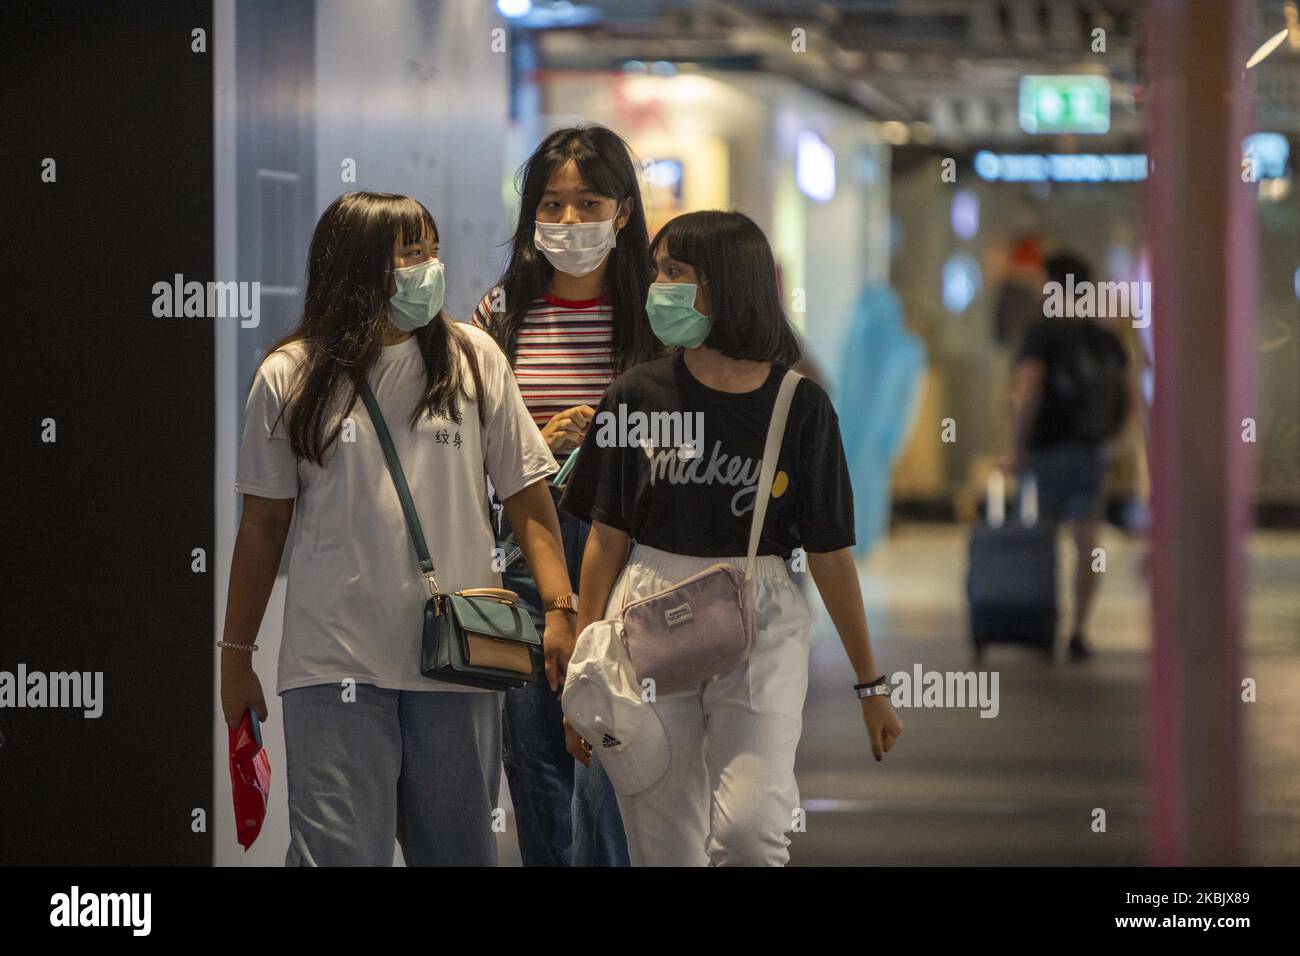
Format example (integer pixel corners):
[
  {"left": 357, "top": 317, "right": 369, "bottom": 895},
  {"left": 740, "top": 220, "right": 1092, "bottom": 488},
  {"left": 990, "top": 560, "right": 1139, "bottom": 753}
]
[{"left": 220, "top": 191, "right": 577, "bottom": 866}]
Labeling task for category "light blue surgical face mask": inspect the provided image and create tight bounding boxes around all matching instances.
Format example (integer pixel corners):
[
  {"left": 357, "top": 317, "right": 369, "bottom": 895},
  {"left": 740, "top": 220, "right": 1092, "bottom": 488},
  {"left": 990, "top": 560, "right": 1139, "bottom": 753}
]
[
  {"left": 388, "top": 257, "right": 445, "bottom": 331},
  {"left": 646, "top": 282, "right": 712, "bottom": 348}
]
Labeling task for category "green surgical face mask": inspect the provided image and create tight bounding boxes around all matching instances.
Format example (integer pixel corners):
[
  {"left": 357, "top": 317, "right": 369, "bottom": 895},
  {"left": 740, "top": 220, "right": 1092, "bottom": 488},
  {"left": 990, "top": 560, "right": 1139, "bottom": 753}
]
[
  {"left": 646, "top": 282, "right": 712, "bottom": 348},
  {"left": 388, "top": 257, "right": 445, "bottom": 331}
]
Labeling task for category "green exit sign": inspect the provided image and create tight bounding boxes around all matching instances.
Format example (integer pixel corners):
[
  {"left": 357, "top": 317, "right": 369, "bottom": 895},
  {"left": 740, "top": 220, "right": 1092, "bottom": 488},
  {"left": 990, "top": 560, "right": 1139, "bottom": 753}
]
[{"left": 1019, "top": 75, "right": 1110, "bottom": 134}]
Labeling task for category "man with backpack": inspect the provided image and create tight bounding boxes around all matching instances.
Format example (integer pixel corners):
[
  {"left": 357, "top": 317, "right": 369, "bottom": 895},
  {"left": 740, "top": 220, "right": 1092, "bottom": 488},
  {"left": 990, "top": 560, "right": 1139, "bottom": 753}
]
[{"left": 1007, "top": 251, "right": 1136, "bottom": 661}]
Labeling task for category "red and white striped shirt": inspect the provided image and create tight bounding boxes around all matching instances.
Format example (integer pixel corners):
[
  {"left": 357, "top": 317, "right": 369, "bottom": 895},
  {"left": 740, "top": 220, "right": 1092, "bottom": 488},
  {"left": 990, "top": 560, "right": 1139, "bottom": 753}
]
[{"left": 470, "top": 291, "right": 615, "bottom": 461}]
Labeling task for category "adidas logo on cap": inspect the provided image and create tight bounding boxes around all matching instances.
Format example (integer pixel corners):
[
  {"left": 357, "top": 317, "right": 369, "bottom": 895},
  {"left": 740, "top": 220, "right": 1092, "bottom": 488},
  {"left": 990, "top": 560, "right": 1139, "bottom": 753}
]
[{"left": 601, "top": 733, "right": 622, "bottom": 749}]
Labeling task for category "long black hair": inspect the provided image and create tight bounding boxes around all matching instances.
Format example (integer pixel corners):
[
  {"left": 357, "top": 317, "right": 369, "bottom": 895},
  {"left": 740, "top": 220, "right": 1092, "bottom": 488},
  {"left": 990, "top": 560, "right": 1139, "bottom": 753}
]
[
  {"left": 649, "top": 210, "right": 802, "bottom": 365},
  {"left": 487, "top": 125, "right": 659, "bottom": 374},
  {"left": 263, "top": 191, "right": 483, "bottom": 465}
]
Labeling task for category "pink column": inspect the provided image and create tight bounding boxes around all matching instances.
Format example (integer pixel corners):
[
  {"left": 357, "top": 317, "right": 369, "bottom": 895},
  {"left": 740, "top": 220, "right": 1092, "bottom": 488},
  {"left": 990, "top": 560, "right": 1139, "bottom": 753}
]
[{"left": 1144, "top": 0, "right": 1257, "bottom": 865}]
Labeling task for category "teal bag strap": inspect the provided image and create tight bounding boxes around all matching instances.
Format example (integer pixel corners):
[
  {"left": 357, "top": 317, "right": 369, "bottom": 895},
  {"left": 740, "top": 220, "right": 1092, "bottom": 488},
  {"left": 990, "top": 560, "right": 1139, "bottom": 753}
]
[
  {"left": 357, "top": 381, "right": 439, "bottom": 595},
  {"left": 552, "top": 447, "right": 580, "bottom": 488}
]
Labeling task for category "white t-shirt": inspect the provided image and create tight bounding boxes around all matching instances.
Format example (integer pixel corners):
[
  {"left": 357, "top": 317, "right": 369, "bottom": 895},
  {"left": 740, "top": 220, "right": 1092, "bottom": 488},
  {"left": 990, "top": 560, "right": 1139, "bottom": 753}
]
[{"left": 235, "top": 323, "right": 556, "bottom": 695}]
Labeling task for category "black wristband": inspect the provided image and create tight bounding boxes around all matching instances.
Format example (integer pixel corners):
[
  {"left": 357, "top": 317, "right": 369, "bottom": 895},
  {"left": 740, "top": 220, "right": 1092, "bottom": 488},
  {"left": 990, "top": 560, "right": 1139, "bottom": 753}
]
[{"left": 854, "top": 674, "right": 889, "bottom": 690}]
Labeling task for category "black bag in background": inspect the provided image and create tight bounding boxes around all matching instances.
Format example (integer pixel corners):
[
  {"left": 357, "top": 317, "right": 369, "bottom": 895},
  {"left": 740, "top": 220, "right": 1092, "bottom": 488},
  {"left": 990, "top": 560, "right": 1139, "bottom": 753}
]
[{"left": 1067, "top": 324, "right": 1129, "bottom": 444}]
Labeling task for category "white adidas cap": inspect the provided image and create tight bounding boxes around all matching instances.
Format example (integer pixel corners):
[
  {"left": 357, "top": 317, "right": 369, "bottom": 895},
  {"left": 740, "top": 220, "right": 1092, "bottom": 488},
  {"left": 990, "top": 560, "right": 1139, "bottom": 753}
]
[{"left": 562, "top": 618, "right": 669, "bottom": 796}]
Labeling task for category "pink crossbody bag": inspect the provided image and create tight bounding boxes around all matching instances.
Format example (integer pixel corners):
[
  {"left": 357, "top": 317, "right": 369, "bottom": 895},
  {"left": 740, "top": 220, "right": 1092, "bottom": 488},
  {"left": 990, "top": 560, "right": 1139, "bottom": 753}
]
[{"left": 618, "top": 370, "right": 803, "bottom": 697}]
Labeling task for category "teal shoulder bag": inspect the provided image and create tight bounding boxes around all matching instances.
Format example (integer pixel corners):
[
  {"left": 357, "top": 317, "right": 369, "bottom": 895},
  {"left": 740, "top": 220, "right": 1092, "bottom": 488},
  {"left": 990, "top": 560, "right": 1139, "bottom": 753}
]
[{"left": 358, "top": 381, "right": 543, "bottom": 691}]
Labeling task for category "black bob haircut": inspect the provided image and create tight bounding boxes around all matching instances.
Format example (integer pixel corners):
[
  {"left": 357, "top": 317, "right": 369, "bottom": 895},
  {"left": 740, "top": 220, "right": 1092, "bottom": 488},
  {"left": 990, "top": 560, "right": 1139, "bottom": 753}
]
[{"left": 649, "top": 210, "right": 802, "bottom": 365}]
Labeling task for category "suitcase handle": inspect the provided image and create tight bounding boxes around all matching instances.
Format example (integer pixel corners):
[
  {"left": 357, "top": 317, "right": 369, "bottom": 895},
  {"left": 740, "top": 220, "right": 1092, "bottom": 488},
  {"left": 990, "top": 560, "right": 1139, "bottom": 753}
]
[{"left": 987, "top": 468, "right": 1038, "bottom": 528}]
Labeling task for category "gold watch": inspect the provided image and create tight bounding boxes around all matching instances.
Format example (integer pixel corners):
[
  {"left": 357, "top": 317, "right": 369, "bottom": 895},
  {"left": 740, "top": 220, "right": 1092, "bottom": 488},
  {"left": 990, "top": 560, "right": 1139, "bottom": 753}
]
[{"left": 542, "top": 593, "right": 579, "bottom": 615}]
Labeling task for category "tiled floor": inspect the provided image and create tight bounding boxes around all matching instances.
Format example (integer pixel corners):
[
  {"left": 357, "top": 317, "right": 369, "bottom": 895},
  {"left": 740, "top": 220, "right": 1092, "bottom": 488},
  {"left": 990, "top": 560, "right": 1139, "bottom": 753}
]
[{"left": 495, "top": 523, "right": 1300, "bottom": 866}]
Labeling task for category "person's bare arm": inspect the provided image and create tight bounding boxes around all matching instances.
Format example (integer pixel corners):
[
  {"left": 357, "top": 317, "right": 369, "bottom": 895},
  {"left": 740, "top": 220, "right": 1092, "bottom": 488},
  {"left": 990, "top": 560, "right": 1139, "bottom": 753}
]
[
  {"left": 807, "top": 547, "right": 903, "bottom": 762},
  {"left": 219, "top": 495, "right": 293, "bottom": 728},
  {"left": 1008, "top": 357, "right": 1046, "bottom": 472},
  {"left": 806, "top": 548, "right": 881, "bottom": 684},
  {"left": 501, "top": 478, "right": 576, "bottom": 691},
  {"left": 575, "top": 520, "right": 630, "bottom": 637}
]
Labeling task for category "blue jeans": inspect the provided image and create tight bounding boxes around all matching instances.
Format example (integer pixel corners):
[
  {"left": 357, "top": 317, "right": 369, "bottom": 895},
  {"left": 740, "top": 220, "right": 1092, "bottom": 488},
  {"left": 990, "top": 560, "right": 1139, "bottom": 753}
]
[
  {"left": 498, "top": 499, "right": 630, "bottom": 867},
  {"left": 282, "top": 682, "right": 501, "bottom": 866}
]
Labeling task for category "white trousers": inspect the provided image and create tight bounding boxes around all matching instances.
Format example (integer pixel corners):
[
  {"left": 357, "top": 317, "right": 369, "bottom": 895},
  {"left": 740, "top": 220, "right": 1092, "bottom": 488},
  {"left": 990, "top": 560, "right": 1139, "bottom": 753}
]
[{"left": 607, "top": 543, "right": 813, "bottom": 866}]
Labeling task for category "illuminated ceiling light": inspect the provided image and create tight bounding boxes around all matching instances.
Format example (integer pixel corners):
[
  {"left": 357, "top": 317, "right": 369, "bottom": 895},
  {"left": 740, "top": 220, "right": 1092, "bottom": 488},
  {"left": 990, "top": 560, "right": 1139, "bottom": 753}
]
[
  {"left": 1258, "top": 176, "right": 1292, "bottom": 202},
  {"left": 660, "top": 73, "right": 714, "bottom": 101},
  {"left": 950, "top": 190, "right": 979, "bottom": 241},
  {"left": 1246, "top": 28, "right": 1290, "bottom": 68},
  {"left": 973, "top": 150, "right": 1001, "bottom": 180},
  {"left": 1246, "top": 1, "right": 1298, "bottom": 68},
  {"left": 500, "top": 1, "right": 599, "bottom": 27},
  {"left": 497, "top": 0, "right": 532, "bottom": 18},
  {"left": 942, "top": 253, "right": 981, "bottom": 314},
  {"left": 796, "top": 132, "right": 836, "bottom": 203},
  {"left": 973, "top": 151, "right": 1148, "bottom": 183},
  {"left": 880, "top": 121, "right": 910, "bottom": 145}
]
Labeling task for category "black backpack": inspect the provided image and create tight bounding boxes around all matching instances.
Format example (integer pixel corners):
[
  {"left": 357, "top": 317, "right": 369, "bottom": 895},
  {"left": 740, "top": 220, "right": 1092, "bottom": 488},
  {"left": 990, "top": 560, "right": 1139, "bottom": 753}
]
[{"left": 1066, "top": 325, "right": 1129, "bottom": 443}]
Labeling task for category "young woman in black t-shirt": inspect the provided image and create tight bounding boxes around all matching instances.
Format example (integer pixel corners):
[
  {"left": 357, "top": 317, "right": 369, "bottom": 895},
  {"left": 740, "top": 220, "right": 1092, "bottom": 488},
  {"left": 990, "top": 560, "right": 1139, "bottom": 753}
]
[{"left": 560, "top": 211, "right": 902, "bottom": 866}]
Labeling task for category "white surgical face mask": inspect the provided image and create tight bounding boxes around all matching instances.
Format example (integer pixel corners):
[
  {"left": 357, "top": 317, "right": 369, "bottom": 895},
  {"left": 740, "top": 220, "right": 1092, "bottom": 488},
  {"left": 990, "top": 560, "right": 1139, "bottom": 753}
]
[{"left": 533, "top": 217, "right": 618, "bottom": 277}]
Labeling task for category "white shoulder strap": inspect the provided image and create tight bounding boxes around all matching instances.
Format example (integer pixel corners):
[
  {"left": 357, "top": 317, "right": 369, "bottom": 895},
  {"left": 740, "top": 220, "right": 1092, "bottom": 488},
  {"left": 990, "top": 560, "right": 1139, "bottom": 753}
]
[{"left": 746, "top": 370, "right": 804, "bottom": 581}]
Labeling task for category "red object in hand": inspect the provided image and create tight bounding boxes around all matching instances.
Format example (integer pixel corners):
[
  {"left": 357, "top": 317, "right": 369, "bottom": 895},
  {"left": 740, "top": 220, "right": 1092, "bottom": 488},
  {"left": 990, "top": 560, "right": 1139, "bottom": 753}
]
[{"left": 228, "top": 709, "right": 271, "bottom": 851}]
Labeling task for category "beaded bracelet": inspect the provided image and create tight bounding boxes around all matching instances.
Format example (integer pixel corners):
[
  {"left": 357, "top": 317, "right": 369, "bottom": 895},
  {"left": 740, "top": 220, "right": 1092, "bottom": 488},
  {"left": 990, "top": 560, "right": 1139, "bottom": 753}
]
[{"left": 218, "top": 641, "right": 259, "bottom": 652}]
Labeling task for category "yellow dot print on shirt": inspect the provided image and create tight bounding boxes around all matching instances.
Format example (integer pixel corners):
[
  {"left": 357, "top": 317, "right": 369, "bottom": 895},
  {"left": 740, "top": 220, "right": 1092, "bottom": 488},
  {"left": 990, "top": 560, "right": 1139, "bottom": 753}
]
[{"left": 771, "top": 470, "right": 789, "bottom": 498}]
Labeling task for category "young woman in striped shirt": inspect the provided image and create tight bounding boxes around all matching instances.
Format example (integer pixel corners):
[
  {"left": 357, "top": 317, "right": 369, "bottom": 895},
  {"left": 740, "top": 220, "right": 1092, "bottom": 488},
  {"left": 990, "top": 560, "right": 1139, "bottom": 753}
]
[{"left": 472, "top": 125, "right": 659, "bottom": 866}]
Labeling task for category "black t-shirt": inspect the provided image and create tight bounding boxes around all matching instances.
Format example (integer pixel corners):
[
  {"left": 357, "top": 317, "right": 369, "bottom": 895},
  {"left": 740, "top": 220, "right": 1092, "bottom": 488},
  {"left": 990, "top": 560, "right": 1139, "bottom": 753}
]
[
  {"left": 993, "top": 282, "right": 1042, "bottom": 347},
  {"left": 559, "top": 352, "right": 855, "bottom": 558},
  {"left": 1017, "top": 317, "right": 1128, "bottom": 448}
]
